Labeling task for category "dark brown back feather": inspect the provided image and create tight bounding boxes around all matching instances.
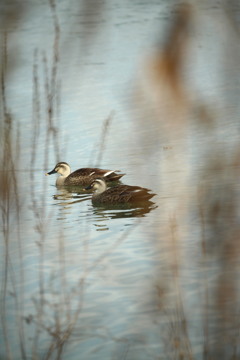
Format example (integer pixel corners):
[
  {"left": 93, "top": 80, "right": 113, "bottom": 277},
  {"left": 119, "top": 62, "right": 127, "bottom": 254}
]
[
  {"left": 64, "top": 168, "right": 124, "bottom": 186},
  {"left": 92, "top": 184, "right": 155, "bottom": 205}
]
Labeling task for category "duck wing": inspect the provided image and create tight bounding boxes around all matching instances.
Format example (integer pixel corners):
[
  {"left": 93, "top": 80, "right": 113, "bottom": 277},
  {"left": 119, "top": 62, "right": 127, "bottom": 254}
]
[
  {"left": 96, "top": 185, "right": 155, "bottom": 204},
  {"left": 66, "top": 168, "right": 124, "bottom": 185},
  {"left": 63, "top": 168, "right": 94, "bottom": 186},
  {"left": 90, "top": 168, "right": 125, "bottom": 181},
  {"left": 119, "top": 185, "right": 155, "bottom": 202}
]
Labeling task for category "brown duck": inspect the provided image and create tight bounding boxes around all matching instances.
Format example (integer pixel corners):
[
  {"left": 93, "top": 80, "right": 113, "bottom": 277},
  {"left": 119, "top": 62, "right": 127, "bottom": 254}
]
[
  {"left": 85, "top": 177, "right": 156, "bottom": 206},
  {"left": 46, "top": 162, "right": 125, "bottom": 187}
]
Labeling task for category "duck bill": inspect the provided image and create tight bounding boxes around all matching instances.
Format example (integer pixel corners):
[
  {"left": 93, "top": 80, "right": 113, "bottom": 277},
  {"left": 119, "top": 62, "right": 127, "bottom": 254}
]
[{"left": 46, "top": 169, "right": 57, "bottom": 176}]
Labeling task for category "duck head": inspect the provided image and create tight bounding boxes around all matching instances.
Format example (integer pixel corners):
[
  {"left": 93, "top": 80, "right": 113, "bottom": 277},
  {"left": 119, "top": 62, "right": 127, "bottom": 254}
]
[
  {"left": 85, "top": 177, "right": 107, "bottom": 194},
  {"left": 46, "top": 162, "right": 71, "bottom": 177}
]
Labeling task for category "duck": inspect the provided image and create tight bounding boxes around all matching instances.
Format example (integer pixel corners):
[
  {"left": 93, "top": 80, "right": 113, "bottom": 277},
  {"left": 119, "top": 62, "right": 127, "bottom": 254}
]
[
  {"left": 85, "top": 177, "right": 156, "bottom": 206},
  {"left": 46, "top": 162, "right": 125, "bottom": 187}
]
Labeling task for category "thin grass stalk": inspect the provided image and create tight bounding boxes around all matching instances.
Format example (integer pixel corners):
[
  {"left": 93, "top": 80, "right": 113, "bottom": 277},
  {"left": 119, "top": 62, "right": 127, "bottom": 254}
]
[
  {"left": 197, "top": 190, "right": 211, "bottom": 359},
  {"left": 49, "top": 0, "right": 61, "bottom": 144},
  {"left": 160, "top": 217, "right": 194, "bottom": 360},
  {"left": 7, "top": 125, "right": 27, "bottom": 360},
  {"left": 0, "top": 31, "right": 28, "bottom": 360},
  {"left": 58, "top": 233, "right": 71, "bottom": 325},
  {"left": 94, "top": 110, "right": 115, "bottom": 166},
  {"left": 30, "top": 2, "right": 61, "bottom": 356},
  {"left": 0, "top": 31, "right": 13, "bottom": 360}
]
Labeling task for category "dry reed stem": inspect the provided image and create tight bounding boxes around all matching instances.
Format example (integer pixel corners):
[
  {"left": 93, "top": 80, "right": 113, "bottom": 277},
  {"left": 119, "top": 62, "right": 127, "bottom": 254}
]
[{"left": 0, "top": 32, "right": 27, "bottom": 359}]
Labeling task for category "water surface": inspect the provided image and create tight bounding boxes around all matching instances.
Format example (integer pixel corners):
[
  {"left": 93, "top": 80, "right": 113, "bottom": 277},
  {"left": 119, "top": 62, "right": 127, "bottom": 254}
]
[{"left": 1, "top": 1, "right": 240, "bottom": 359}]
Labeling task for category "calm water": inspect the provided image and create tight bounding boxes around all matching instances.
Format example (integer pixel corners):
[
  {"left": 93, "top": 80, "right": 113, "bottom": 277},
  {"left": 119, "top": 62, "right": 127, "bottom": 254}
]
[{"left": 1, "top": 1, "right": 240, "bottom": 359}]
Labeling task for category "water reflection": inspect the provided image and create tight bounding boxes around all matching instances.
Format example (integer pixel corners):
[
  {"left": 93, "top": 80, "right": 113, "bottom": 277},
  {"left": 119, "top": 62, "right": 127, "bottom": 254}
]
[
  {"left": 91, "top": 202, "right": 157, "bottom": 220},
  {"left": 53, "top": 187, "right": 91, "bottom": 205}
]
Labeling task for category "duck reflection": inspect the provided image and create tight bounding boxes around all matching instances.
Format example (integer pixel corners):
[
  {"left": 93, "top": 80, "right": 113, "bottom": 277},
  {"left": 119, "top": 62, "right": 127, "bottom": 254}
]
[{"left": 91, "top": 202, "right": 157, "bottom": 220}]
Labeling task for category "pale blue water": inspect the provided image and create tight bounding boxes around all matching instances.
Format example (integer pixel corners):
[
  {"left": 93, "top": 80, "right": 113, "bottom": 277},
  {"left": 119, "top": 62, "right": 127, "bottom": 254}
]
[{"left": 1, "top": 1, "right": 240, "bottom": 359}]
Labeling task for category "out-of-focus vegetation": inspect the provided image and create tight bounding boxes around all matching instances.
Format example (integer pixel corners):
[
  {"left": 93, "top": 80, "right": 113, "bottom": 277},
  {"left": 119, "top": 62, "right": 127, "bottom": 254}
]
[{"left": 1, "top": 0, "right": 240, "bottom": 359}]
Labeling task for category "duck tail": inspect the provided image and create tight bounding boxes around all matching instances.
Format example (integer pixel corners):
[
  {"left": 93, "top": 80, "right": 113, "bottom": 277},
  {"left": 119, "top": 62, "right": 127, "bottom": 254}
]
[{"left": 104, "top": 170, "right": 125, "bottom": 182}]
